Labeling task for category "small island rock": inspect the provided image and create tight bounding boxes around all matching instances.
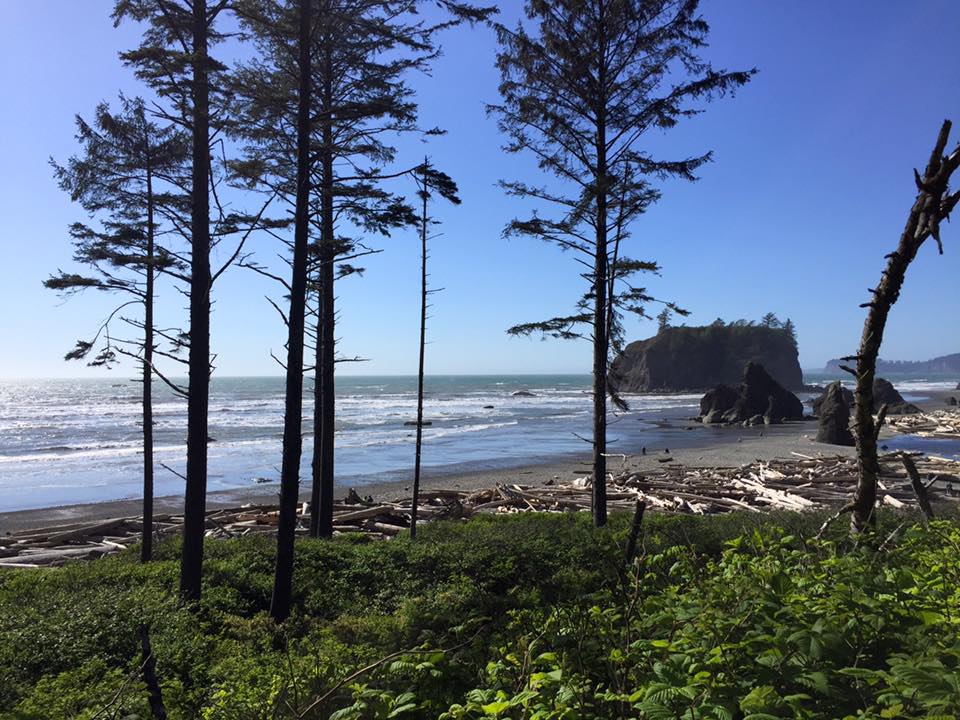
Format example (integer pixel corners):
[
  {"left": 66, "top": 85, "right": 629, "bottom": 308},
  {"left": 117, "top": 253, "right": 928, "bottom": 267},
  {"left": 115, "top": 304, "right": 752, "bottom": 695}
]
[{"left": 815, "top": 382, "right": 854, "bottom": 446}]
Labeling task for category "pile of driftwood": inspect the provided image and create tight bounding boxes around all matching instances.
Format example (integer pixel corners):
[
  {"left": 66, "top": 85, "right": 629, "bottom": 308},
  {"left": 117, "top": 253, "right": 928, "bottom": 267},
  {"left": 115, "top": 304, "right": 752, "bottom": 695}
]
[
  {"left": 887, "top": 409, "right": 960, "bottom": 439},
  {"left": 2, "top": 452, "right": 959, "bottom": 568}
]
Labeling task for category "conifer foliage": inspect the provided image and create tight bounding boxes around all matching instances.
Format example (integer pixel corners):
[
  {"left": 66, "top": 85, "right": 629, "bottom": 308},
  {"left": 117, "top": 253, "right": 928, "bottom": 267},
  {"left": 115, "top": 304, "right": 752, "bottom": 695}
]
[
  {"left": 492, "top": 0, "right": 754, "bottom": 525},
  {"left": 45, "top": 96, "right": 189, "bottom": 562}
]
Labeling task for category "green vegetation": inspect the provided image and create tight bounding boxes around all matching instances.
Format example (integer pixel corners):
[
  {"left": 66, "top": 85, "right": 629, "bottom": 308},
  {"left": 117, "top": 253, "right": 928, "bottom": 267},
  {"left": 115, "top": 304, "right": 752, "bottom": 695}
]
[{"left": 2, "top": 511, "right": 959, "bottom": 719}]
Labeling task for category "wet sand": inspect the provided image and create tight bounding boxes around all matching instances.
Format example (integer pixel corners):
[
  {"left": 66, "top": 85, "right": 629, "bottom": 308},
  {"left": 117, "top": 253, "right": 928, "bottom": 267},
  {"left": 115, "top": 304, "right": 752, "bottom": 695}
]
[
  {"left": 0, "top": 420, "right": 834, "bottom": 533},
  {"left": 1, "top": 387, "right": 954, "bottom": 534}
]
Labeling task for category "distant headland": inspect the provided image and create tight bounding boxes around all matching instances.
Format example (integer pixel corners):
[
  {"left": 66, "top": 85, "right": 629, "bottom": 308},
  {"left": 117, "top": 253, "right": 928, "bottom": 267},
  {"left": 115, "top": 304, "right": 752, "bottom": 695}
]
[{"left": 824, "top": 353, "right": 960, "bottom": 375}]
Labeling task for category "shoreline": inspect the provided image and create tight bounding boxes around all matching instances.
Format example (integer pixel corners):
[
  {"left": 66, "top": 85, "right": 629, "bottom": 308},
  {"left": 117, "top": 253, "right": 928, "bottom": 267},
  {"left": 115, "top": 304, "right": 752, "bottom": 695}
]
[
  {"left": 0, "top": 419, "right": 836, "bottom": 533},
  {"left": 2, "top": 389, "right": 955, "bottom": 534}
]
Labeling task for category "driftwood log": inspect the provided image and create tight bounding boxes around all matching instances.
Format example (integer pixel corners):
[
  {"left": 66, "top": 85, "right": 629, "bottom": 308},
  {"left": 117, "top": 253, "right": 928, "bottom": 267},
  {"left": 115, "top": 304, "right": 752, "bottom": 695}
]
[{"left": 2, "top": 452, "right": 958, "bottom": 568}]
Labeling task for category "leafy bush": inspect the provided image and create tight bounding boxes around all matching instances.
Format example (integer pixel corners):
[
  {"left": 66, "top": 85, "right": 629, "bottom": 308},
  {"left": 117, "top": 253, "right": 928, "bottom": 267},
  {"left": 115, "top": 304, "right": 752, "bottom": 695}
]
[{"left": 1, "top": 510, "right": 957, "bottom": 719}]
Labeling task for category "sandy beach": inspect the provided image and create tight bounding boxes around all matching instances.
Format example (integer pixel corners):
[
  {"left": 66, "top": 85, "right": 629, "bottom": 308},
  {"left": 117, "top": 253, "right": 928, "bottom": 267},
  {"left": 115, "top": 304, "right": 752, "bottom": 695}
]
[{"left": 2, "top": 388, "right": 955, "bottom": 534}]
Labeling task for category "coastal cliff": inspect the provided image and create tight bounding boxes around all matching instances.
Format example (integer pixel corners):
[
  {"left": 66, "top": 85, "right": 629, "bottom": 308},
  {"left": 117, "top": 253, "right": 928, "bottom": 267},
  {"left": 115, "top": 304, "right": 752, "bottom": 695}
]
[{"left": 610, "top": 322, "right": 803, "bottom": 392}]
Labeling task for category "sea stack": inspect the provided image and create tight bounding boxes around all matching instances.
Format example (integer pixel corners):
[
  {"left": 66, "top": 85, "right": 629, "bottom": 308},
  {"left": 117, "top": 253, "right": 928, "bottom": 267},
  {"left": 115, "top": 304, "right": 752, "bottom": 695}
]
[
  {"left": 815, "top": 382, "right": 855, "bottom": 446},
  {"left": 698, "top": 362, "right": 804, "bottom": 425}
]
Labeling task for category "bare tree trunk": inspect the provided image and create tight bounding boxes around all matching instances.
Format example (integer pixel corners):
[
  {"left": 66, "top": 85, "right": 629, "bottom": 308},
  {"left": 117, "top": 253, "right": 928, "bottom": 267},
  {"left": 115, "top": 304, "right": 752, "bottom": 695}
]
[
  {"left": 142, "top": 165, "right": 155, "bottom": 563},
  {"left": 271, "top": 0, "right": 312, "bottom": 623},
  {"left": 850, "top": 120, "right": 960, "bottom": 533},
  {"left": 139, "top": 624, "right": 167, "bottom": 720},
  {"left": 311, "top": 44, "right": 336, "bottom": 538},
  {"left": 180, "top": 0, "right": 211, "bottom": 602},
  {"left": 411, "top": 164, "right": 429, "bottom": 539},
  {"left": 592, "top": 87, "right": 608, "bottom": 528}
]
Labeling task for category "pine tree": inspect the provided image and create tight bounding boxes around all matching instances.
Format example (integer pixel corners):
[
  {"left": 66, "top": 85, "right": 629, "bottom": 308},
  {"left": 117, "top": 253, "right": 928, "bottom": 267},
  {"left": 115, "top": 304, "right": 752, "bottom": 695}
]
[
  {"left": 115, "top": 0, "right": 272, "bottom": 601},
  {"left": 493, "top": 0, "right": 753, "bottom": 525},
  {"left": 657, "top": 308, "right": 672, "bottom": 333},
  {"left": 410, "top": 159, "right": 460, "bottom": 540},
  {"left": 229, "top": 0, "right": 315, "bottom": 623},
  {"left": 307, "top": 0, "right": 496, "bottom": 539},
  {"left": 45, "top": 96, "right": 189, "bottom": 562},
  {"left": 760, "top": 312, "right": 781, "bottom": 328},
  {"left": 782, "top": 318, "right": 797, "bottom": 348}
]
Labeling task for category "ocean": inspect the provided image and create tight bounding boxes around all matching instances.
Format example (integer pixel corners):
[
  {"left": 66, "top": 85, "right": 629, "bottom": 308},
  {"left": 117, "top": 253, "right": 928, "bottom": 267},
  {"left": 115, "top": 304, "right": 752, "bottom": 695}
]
[
  {"left": 0, "top": 375, "right": 706, "bottom": 512},
  {"left": 1, "top": 373, "right": 955, "bottom": 513}
]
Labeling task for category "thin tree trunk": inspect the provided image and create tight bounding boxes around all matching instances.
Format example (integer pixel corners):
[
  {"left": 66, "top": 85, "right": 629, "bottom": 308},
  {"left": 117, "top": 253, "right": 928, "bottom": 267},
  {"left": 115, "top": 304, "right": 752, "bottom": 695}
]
[
  {"left": 139, "top": 624, "right": 167, "bottom": 720},
  {"left": 312, "top": 45, "right": 336, "bottom": 538},
  {"left": 411, "top": 164, "right": 428, "bottom": 540},
  {"left": 850, "top": 120, "right": 960, "bottom": 532},
  {"left": 142, "top": 164, "right": 155, "bottom": 563},
  {"left": 592, "top": 71, "right": 609, "bottom": 527},
  {"left": 310, "top": 298, "right": 323, "bottom": 535},
  {"left": 180, "top": 0, "right": 212, "bottom": 602},
  {"left": 271, "top": 0, "right": 312, "bottom": 623}
]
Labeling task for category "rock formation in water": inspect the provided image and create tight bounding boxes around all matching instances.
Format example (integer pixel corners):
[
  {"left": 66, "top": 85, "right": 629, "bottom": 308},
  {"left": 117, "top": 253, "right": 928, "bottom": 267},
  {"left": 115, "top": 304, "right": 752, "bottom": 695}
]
[
  {"left": 610, "top": 323, "right": 802, "bottom": 392},
  {"left": 809, "top": 378, "right": 920, "bottom": 416},
  {"left": 872, "top": 378, "right": 921, "bottom": 415},
  {"left": 815, "top": 382, "right": 855, "bottom": 446},
  {"left": 699, "top": 362, "right": 804, "bottom": 425}
]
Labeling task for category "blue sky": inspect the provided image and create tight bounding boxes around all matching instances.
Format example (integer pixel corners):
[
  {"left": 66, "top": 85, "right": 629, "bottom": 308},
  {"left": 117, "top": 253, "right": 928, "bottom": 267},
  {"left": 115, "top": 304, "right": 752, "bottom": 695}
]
[{"left": 1, "top": 0, "right": 958, "bottom": 379}]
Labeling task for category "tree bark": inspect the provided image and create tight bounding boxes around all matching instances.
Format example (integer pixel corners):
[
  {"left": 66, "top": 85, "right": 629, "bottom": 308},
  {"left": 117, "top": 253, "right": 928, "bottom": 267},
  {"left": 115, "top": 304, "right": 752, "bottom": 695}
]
[
  {"left": 271, "top": 0, "right": 312, "bottom": 623},
  {"left": 311, "top": 44, "right": 336, "bottom": 538},
  {"left": 180, "top": 0, "right": 211, "bottom": 602},
  {"left": 592, "top": 22, "right": 609, "bottom": 527},
  {"left": 142, "top": 162, "right": 155, "bottom": 563},
  {"left": 850, "top": 120, "right": 960, "bottom": 533},
  {"left": 139, "top": 624, "right": 167, "bottom": 720},
  {"left": 411, "top": 164, "right": 429, "bottom": 540}
]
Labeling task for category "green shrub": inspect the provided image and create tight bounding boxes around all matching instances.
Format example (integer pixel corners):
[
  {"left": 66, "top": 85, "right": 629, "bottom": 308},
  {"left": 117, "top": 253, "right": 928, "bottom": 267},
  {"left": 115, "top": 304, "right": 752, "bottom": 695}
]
[{"left": 1, "top": 510, "right": 956, "bottom": 719}]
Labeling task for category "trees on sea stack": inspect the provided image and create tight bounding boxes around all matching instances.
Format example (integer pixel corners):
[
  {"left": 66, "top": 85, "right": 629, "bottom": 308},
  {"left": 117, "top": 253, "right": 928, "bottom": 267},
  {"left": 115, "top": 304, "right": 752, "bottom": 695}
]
[
  {"left": 115, "top": 0, "right": 270, "bottom": 600},
  {"left": 45, "top": 97, "right": 189, "bottom": 563},
  {"left": 846, "top": 120, "right": 960, "bottom": 533},
  {"left": 492, "top": 0, "right": 753, "bottom": 525}
]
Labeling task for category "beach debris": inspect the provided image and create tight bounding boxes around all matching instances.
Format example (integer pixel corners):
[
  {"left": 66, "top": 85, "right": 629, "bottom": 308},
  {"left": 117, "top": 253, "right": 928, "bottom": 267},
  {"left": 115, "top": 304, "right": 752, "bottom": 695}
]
[
  {"left": 2, "top": 452, "right": 958, "bottom": 568},
  {"left": 886, "top": 409, "right": 960, "bottom": 439}
]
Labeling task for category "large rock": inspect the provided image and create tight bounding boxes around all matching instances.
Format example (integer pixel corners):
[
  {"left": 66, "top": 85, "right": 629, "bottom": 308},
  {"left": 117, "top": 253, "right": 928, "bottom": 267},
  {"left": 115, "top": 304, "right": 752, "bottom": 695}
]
[
  {"left": 610, "top": 323, "right": 802, "bottom": 392},
  {"left": 815, "top": 382, "right": 854, "bottom": 446},
  {"left": 811, "top": 385, "right": 854, "bottom": 415},
  {"left": 699, "top": 384, "right": 738, "bottom": 416},
  {"left": 872, "top": 378, "right": 920, "bottom": 415},
  {"left": 699, "top": 362, "right": 804, "bottom": 424},
  {"left": 810, "top": 378, "right": 920, "bottom": 416}
]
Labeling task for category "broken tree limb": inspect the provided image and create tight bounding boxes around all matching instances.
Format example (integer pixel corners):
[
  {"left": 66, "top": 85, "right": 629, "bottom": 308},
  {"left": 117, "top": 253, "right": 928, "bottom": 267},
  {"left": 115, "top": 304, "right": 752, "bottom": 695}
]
[
  {"left": 900, "top": 453, "right": 935, "bottom": 521},
  {"left": 625, "top": 499, "right": 646, "bottom": 565}
]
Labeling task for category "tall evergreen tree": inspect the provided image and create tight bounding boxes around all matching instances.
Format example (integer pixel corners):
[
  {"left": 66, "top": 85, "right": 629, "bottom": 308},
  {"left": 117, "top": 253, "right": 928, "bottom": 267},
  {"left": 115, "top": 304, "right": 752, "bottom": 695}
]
[
  {"left": 492, "top": 0, "right": 753, "bottom": 525},
  {"left": 760, "top": 312, "right": 781, "bottom": 328},
  {"left": 783, "top": 317, "right": 797, "bottom": 347},
  {"left": 229, "top": 0, "right": 315, "bottom": 623},
  {"left": 410, "top": 159, "right": 460, "bottom": 540},
  {"left": 45, "top": 96, "right": 189, "bottom": 562},
  {"left": 233, "top": 0, "right": 492, "bottom": 541},
  {"left": 114, "top": 0, "right": 271, "bottom": 600}
]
